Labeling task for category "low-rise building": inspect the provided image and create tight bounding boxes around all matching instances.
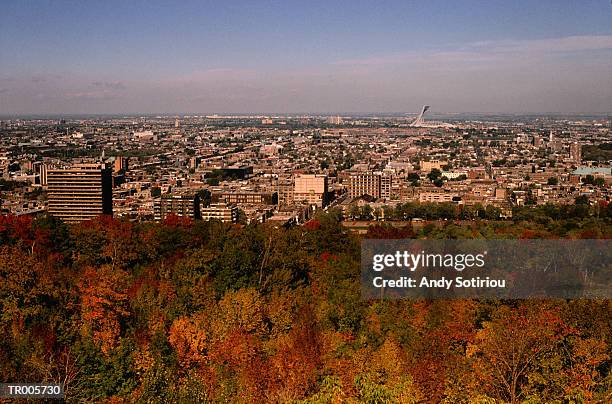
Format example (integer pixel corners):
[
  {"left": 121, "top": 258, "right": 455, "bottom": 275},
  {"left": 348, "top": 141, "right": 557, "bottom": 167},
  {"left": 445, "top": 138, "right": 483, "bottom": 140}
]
[{"left": 201, "top": 202, "right": 238, "bottom": 223}]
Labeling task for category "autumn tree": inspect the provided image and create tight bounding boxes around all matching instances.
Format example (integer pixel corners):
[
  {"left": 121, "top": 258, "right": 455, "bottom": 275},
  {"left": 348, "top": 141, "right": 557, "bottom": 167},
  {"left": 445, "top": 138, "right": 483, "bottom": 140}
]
[
  {"left": 469, "top": 304, "right": 568, "bottom": 403},
  {"left": 78, "top": 265, "right": 130, "bottom": 354}
]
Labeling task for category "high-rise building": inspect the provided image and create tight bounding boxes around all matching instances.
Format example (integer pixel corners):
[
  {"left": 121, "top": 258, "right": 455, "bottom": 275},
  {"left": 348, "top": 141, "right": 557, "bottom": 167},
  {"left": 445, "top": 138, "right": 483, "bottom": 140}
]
[
  {"left": 570, "top": 142, "right": 582, "bottom": 163},
  {"left": 294, "top": 174, "right": 328, "bottom": 207},
  {"left": 349, "top": 173, "right": 381, "bottom": 199},
  {"left": 47, "top": 163, "right": 113, "bottom": 223},
  {"left": 380, "top": 173, "right": 393, "bottom": 200},
  {"left": 154, "top": 193, "right": 200, "bottom": 221}
]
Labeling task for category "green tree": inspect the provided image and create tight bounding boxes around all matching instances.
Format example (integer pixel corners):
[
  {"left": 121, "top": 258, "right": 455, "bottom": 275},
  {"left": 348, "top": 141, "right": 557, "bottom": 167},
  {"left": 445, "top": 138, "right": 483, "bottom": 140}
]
[{"left": 427, "top": 169, "right": 442, "bottom": 182}]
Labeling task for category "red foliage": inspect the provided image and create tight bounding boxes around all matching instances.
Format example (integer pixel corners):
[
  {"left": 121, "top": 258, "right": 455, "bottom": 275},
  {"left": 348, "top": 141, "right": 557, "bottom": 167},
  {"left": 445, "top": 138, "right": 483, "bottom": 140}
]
[
  {"left": 304, "top": 219, "right": 321, "bottom": 231},
  {"left": 366, "top": 224, "right": 414, "bottom": 239},
  {"left": 520, "top": 229, "right": 539, "bottom": 239},
  {"left": 31, "top": 323, "right": 57, "bottom": 351},
  {"left": 0, "top": 215, "right": 34, "bottom": 245},
  {"left": 269, "top": 306, "right": 322, "bottom": 400},
  {"left": 163, "top": 214, "right": 194, "bottom": 227},
  {"left": 127, "top": 268, "right": 176, "bottom": 302},
  {"left": 320, "top": 251, "right": 337, "bottom": 263}
]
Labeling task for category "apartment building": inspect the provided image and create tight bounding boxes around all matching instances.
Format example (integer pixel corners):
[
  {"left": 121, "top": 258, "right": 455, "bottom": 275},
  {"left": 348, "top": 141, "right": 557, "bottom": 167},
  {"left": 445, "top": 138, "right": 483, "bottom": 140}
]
[
  {"left": 154, "top": 193, "right": 200, "bottom": 221},
  {"left": 294, "top": 174, "right": 328, "bottom": 207}
]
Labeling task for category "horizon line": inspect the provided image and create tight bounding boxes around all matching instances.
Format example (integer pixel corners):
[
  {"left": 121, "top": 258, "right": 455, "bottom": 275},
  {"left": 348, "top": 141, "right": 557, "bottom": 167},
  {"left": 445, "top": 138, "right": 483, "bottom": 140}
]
[{"left": 1, "top": 111, "right": 611, "bottom": 119}]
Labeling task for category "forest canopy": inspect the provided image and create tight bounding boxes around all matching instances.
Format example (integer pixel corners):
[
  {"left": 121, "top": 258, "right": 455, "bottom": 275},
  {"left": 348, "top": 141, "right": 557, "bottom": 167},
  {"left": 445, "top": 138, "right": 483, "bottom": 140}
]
[{"left": 0, "top": 209, "right": 610, "bottom": 403}]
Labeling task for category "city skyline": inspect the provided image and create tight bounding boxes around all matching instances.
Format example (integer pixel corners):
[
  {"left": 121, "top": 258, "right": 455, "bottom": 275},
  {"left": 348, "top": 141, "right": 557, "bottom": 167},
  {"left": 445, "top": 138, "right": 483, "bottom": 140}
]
[{"left": 1, "top": 0, "right": 612, "bottom": 115}]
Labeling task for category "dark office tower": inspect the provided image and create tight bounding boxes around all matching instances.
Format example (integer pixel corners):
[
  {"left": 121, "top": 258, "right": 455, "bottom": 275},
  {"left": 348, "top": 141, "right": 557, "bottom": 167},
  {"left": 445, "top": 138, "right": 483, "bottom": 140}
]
[{"left": 47, "top": 163, "right": 113, "bottom": 223}]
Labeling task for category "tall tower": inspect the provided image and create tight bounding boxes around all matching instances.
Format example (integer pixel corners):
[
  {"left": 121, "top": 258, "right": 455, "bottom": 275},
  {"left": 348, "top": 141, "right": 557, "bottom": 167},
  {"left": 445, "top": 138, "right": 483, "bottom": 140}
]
[{"left": 410, "top": 105, "right": 430, "bottom": 127}]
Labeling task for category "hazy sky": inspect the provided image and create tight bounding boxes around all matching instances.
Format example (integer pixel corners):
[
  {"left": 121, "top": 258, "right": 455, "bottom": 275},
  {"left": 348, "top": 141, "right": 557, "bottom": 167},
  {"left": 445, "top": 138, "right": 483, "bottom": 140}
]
[{"left": 1, "top": 0, "right": 611, "bottom": 115}]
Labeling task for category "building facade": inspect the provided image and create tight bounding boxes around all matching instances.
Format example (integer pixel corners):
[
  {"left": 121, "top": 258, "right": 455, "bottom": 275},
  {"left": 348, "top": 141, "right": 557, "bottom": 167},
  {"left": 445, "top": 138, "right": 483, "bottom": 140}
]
[
  {"left": 380, "top": 173, "right": 393, "bottom": 200},
  {"left": 214, "top": 191, "right": 277, "bottom": 205},
  {"left": 113, "top": 156, "right": 128, "bottom": 173},
  {"left": 154, "top": 193, "right": 200, "bottom": 221},
  {"left": 420, "top": 160, "right": 447, "bottom": 172},
  {"left": 294, "top": 174, "right": 328, "bottom": 207},
  {"left": 349, "top": 173, "right": 381, "bottom": 199},
  {"left": 47, "top": 163, "right": 113, "bottom": 223},
  {"left": 201, "top": 203, "right": 238, "bottom": 223}
]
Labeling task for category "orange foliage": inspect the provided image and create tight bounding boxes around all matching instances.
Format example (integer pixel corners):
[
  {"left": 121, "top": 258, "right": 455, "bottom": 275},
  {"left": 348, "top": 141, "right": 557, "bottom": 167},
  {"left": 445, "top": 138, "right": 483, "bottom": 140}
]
[
  {"left": 269, "top": 307, "right": 322, "bottom": 401},
  {"left": 78, "top": 265, "right": 130, "bottom": 354}
]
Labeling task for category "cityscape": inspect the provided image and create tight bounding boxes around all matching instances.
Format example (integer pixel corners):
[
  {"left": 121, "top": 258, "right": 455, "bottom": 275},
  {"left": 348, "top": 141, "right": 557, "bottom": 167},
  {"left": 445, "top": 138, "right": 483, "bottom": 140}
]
[
  {"left": 0, "top": 109, "right": 610, "bottom": 225},
  {"left": 1, "top": 1, "right": 611, "bottom": 402}
]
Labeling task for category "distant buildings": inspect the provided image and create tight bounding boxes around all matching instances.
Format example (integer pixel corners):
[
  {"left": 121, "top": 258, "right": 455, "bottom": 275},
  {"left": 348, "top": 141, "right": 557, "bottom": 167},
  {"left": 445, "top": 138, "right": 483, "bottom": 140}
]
[
  {"left": 380, "top": 172, "right": 393, "bottom": 200},
  {"left": 260, "top": 143, "right": 283, "bottom": 157},
  {"left": 219, "top": 165, "right": 253, "bottom": 180},
  {"left": 572, "top": 167, "right": 612, "bottom": 176},
  {"left": 441, "top": 171, "right": 468, "bottom": 180},
  {"left": 0, "top": 114, "right": 609, "bottom": 221},
  {"left": 133, "top": 130, "right": 156, "bottom": 142},
  {"left": 419, "top": 190, "right": 458, "bottom": 203},
  {"left": 33, "top": 161, "right": 49, "bottom": 185},
  {"left": 533, "top": 135, "right": 543, "bottom": 148},
  {"left": 154, "top": 193, "right": 200, "bottom": 221},
  {"left": 571, "top": 167, "right": 611, "bottom": 185},
  {"left": 47, "top": 163, "right": 113, "bottom": 223},
  {"left": 277, "top": 184, "right": 295, "bottom": 208},
  {"left": 274, "top": 175, "right": 329, "bottom": 208},
  {"left": 326, "top": 116, "right": 343, "bottom": 125}
]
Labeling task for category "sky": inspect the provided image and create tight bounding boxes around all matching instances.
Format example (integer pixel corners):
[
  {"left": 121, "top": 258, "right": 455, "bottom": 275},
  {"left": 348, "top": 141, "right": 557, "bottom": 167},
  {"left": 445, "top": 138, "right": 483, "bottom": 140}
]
[{"left": 1, "top": 0, "right": 611, "bottom": 115}]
